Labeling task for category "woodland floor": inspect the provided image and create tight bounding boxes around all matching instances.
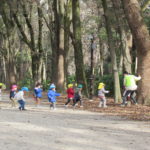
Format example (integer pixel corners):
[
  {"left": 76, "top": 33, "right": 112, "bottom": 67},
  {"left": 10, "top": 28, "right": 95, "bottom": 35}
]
[{"left": 0, "top": 92, "right": 150, "bottom": 150}]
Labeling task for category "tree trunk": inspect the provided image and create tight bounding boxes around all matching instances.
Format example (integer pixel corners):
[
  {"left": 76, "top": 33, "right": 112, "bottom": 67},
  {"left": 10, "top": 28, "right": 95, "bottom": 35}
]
[
  {"left": 112, "top": 0, "right": 132, "bottom": 73},
  {"left": 123, "top": 32, "right": 132, "bottom": 73},
  {"left": 72, "top": 0, "right": 88, "bottom": 96},
  {"left": 56, "top": 0, "right": 65, "bottom": 91},
  {"left": 102, "top": 0, "right": 122, "bottom": 103},
  {"left": 122, "top": 0, "right": 150, "bottom": 105},
  {"left": 64, "top": 0, "right": 72, "bottom": 86}
]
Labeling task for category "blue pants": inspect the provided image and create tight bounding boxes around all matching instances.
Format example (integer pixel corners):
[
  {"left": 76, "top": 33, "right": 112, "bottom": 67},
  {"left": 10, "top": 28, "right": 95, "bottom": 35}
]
[{"left": 18, "top": 100, "right": 25, "bottom": 110}]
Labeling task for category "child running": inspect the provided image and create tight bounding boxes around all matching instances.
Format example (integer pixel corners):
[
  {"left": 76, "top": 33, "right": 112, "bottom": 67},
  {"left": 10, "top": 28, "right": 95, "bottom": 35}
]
[
  {"left": 47, "top": 84, "right": 60, "bottom": 110},
  {"left": 34, "top": 83, "right": 42, "bottom": 107},
  {"left": 10, "top": 84, "right": 18, "bottom": 107},
  {"left": 98, "top": 82, "right": 109, "bottom": 108},
  {"left": 14, "top": 87, "right": 29, "bottom": 111},
  {"left": 65, "top": 84, "right": 74, "bottom": 107},
  {"left": 73, "top": 84, "right": 83, "bottom": 108}
]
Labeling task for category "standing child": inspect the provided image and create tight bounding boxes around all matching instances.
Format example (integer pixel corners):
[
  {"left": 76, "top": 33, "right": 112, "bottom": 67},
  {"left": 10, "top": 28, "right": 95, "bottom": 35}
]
[
  {"left": 65, "top": 84, "right": 74, "bottom": 107},
  {"left": 47, "top": 84, "right": 60, "bottom": 110},
  {"left": 98, "top": 83, "right": 109, "bottom": 108},
  {"left": 34, "top": 83, "right": 42, "bottom": 107},
  {"left": 73, "top": 84, "right": 83, "bottom": 108},
  {"left": 14, "top": 87, "right": 29, "bottom": 111},
  {"left": 10, "top": 84, "right": 18, "bottom": 107}
]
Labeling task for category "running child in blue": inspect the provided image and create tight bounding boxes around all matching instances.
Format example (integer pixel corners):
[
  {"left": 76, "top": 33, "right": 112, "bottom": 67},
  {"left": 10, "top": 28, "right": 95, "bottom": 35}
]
[
  {"left": 34, "top": 83, "right": 42, "bottom": 107},
  {"left": 47, "top": 84, "right": 60, "bottom": 110}
]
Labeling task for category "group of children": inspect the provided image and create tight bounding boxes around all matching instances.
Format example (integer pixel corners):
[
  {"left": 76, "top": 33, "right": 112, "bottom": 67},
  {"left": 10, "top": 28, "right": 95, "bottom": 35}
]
[
  {"left": 0, "top": 81, "right": 111, "bottom": 110},
  {"left": 2, "top": 82, "right": 83, "bottom": 111},
  {"left": 0, "top": 71, "right": 141, "bottom": 111}
]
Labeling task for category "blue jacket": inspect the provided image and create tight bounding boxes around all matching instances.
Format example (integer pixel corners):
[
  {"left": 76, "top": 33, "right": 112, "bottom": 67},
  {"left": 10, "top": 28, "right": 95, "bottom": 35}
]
[
  {"left": 34, "top": 88, "right": 42, "bottom": 98},
  {"left": 47, "top": 89, "right": 60, "bottom": 102}
]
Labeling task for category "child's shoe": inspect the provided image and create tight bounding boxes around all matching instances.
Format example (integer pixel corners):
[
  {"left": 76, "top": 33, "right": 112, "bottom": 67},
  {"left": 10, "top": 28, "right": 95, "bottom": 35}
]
[
  {"left": 64, "top": 104, "right": 68, "bottom": 108},
  {"left": 98, "top": 102, "right": 103, "bottom": 107}
]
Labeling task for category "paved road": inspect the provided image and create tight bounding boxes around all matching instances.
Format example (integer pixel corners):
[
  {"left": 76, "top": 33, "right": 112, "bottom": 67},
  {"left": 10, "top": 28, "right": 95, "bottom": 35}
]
[{"left": 0, "top": 94, "right": 150, "bottom": 150}]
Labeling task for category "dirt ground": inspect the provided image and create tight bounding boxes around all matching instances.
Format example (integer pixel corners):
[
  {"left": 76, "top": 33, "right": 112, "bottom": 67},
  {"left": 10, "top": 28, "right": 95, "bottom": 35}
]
[{"left": 0, "top": 93, "right": 150, "bottom": 150}]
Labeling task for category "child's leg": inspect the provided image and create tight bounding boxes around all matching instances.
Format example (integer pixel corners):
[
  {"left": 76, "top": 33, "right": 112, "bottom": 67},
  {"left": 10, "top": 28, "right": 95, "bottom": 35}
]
[
  {"left": 18, "top": 100, "right": 22, "bottom": 110},
  {"left": 50, "top": 102, "right": 53, "bottom": 108},
  {"left": 98, "top": 97, "right": 103, "bottom": 107},
  {"left": 10, "top": 98, "right": 16, "bottom": 107},
  {"left": 18, "top": 100, "right": 25, "bottom": 110},
  {"left": 52, "top": 102, "right": 56, "bottom": 109},
  {"left": 80, "top": 99, "right": 83, "bottom": 107},
  {"left": 22, "top": 101, "right": 26, "bottom": 110},
  {"left": 73, "top": 98, "right": 79, "bottom": 107},
  {"left": 65, "top": 98, "right": 71, "bottom": 105},
  {"left": 103, "top": 97, "right": 107, "bottom": 108},
  {"left": 36, "top": 97, "right": 41, "bottom": 106}
]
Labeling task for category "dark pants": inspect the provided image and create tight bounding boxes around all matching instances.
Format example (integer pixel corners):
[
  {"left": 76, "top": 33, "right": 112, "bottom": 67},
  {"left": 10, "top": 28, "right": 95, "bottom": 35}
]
[
  {"left": 122, "top": 90, "right": 137, "bottom": 104},
  {"left": 73, "top": 97, "right": 83, "bottom": 107},
  {"left": 18, "top": 100, "right": 25, "bottom": 110},
  {"left": 65, "top": 98, "right": 73, "bottom": 105}
]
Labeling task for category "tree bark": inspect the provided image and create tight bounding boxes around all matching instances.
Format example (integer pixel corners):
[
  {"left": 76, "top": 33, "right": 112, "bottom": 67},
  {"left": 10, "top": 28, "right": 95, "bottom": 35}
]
[
  {"left": 64, "top": 0, "right": 72, "bottom": 85},
  {"left": 102, "top": 0, "right": 122, "bottom": 103},
  {"left": 55, "top": 0, "right": 65, "bottom": 91},
  {"left": 72, "top": 0, "right": 88, "bottom": 96},
  {"left": 112, "top": 0, "right": 132, "bottom": 73}
]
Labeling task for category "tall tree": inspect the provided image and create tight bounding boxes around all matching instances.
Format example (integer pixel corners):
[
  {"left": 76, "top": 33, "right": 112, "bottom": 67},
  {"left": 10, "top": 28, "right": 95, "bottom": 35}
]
[
  {"left": 0, "top": 1, "right": 18, "bottom": 85},
  {"left": 57, "top": 0, "right": 65, "bottom": 91},
  {"left": 7, "top": 0, "right": 44, "bottom": 82},
  {"left": 101, "top": 0, "right": 122, "bottom": 103},
  {"left": 112, "top": 0, "right": 132, "bottom": 73},
  {"left": 122, "top": 0, "right": 150, "bottom": 104},
  {"left": 64, "top": 0, "right": 72, "bottom": 85},
  {"left": 72, "top": 0, "right": 88, "bottom": 96}
]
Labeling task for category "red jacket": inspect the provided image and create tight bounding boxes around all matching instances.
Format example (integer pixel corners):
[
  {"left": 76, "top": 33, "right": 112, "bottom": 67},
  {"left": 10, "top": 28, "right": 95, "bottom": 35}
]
[{"left": 67, "top": 88, "right": 74, "bottom": 98}]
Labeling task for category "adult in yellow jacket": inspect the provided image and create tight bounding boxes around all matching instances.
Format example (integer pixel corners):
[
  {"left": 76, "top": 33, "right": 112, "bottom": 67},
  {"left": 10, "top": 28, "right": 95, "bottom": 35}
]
[{"left": 122, "top": 71, "right": 141, "bottom": 106}]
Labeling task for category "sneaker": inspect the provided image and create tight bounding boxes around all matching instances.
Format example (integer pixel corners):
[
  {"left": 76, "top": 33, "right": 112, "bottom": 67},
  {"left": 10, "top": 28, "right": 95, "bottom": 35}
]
[
  {"left": 120, "top": 103, "right": 126, "bottom": 107},
  {"left": 135, "top": 102, "right": 138, "bottom": 105},
  {"left": 64, "top": 105, "right": 68, "bottom": 108}
]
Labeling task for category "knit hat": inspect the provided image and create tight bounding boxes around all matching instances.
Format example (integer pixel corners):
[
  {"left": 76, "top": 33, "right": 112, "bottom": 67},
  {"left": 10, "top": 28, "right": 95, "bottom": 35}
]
[
  {"left": 98, "top": 82, "right": 105, "bottom": 89},
  {"left": 78, "top": 84, "right": 83, "bottom": 88},
  {"left": 68, "top": 84, "right": 73, "bottom": 88},
  {"left": 49, "top": 84, "right": 56, "bottom": 89},
  {"left": 11, "top": 85, "right": 17, "bottom": 90},
  {"left": 21, "top": 87, "right": 29, "bottom": 91}
]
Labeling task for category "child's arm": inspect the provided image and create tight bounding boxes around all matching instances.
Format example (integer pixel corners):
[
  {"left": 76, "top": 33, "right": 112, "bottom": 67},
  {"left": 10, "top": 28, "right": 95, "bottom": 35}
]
[
  {"left": 102, "top": 88, "right": 109, "bottom": 94},
  {"left": 55, "top": 92, "right": 60, "bottom": 96}
]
